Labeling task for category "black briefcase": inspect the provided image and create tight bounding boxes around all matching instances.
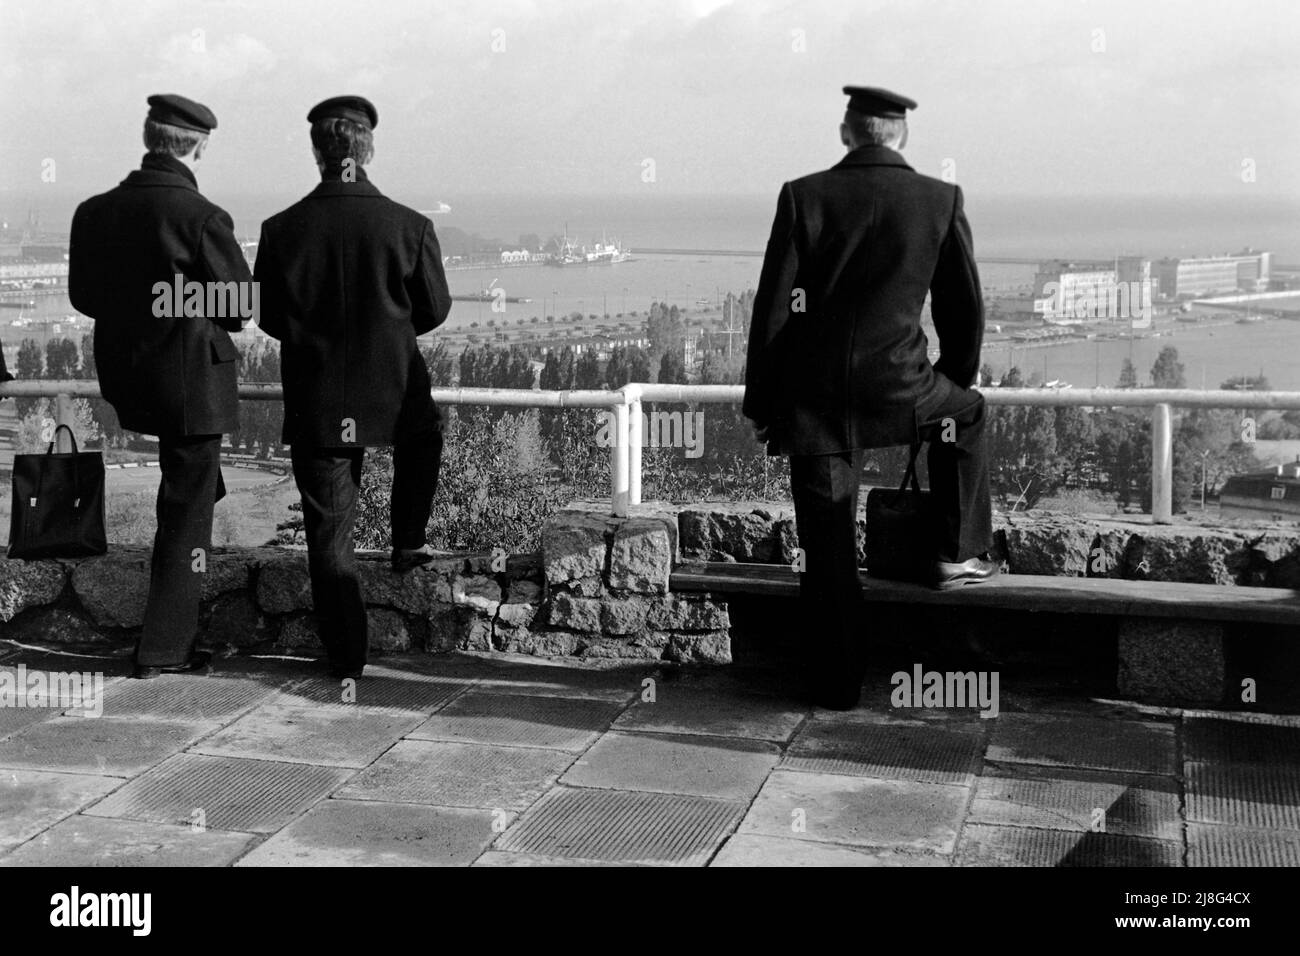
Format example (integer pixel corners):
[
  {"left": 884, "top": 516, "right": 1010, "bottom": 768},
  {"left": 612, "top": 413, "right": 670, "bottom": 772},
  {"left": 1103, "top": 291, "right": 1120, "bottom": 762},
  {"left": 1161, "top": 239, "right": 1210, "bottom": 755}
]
[
  {"left": 864, "top": 443, "right": 934, "bottom": 582},
  {"left": 7, "top": 424, "right": 107, "bottom": 559}
]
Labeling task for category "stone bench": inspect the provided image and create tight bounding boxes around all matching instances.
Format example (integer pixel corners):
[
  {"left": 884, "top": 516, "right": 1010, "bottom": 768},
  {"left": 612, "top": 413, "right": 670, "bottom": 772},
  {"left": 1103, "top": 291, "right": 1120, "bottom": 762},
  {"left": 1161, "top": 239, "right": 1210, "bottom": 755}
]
[{"left": 671, "top": 561, "right": 1300, "bottom": 706}]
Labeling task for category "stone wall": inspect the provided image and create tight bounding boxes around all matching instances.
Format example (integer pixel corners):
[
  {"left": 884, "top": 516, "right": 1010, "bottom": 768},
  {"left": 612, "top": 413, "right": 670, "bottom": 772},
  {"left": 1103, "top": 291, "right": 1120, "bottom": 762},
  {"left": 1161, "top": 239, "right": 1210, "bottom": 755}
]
[
  {"left": 677, "top": 502, "right": 1300, "bottom": 587},
  {"left": 0, "top": 500, "right": 732, "bottom": 664}
]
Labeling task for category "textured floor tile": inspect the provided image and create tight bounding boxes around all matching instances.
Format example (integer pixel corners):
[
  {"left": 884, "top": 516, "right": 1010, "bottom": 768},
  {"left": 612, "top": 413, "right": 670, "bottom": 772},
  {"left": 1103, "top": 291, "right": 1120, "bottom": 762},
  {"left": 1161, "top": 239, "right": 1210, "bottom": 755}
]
[
  {"left": 1184, "top": 717, "right": 1300, "bottom": 767},
  {"left": 955, "top": 824, "right": 1181, "bottom": 867},
  {"left": 1185, "top": 761, "right": 1300, "bottom": 831},
  {"left": 783, "top": 716, "right": 985, "bottom": 785},
  {"left": 987, "top": 714, "right": 1176, "bottom": 775},
  {"left": 969, "top": 763, "right": 1180, "bottom": 841},
  {"left": 192, "top": 704, "right": 420, "bottom": 768},
  {"left": 0, "top": 717, "right": 216, "bottom": 777},
  {"left": 472, "top": 850, "right": 640, "bottom": 867},
  {"left": 562, "top": 732, "right": 780, "bottom": 800},
  {"left": 1, "top": 815, "right": 254, "bottom": 866},
  {"left": 1187, "top": 823, "right": 1300, "bottom": 867},
  {"left": 739, "top": 769, "right": 968, "bottom": 853},
  {"left": 496, "top": 787, "right": 744, "bottom": 866},
  {"left": 711, "top": 834, "right": 949, "bottom": 867},
  {"left": 408, "top": 691, "right": 623, "bottom": 751},
  {"left": 0, "top": 707, "right": 53, "bottom": 741},
  {"left": 0, "top": 769, "right": 120, "bottom": 852},
  {"left": 98, "top": 675, "right": 278, "bottom": 722},
  {"left": 272, "top": 672, "right": 471, "bottom": 713},
  {"left": 472, "top": 663, "right": 652, "bottom": 702},
  {"left": 337, "top": 740, "right": 572, "bottom": 810},
  {"left": 84, "top": 753, "right": 349, "bottom": 832},
  {"left": 236, "top": 800, "right": 499, "bottom": 866},
  {"left": 612, "top": 686, "right": 806, "bottom": 742}
]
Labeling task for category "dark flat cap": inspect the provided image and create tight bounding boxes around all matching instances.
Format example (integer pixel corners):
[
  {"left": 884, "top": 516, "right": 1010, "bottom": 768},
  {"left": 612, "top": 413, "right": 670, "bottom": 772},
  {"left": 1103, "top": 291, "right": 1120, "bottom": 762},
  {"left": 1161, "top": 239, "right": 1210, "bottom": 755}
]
[
  {"left": 307, "top": 95, "right": 378, "bottom": 129},
  {"left": 147, "top": 93, "right": 217, "bottom": 133},
  {"left": 843, "top": 86, "right": 916, "bottom": 118}
]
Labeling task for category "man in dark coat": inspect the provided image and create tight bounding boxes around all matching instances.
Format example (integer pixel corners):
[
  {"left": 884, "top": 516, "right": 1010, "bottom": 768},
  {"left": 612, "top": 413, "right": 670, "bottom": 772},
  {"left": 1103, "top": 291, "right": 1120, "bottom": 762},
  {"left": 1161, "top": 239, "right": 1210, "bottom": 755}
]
[
  {"left": 69, "top": 93, "right": 249, "bottom": 679},
  {"left": 254, "top": 95, "right": 451, "bottom": 679},
  {"left": 743, "top": 86, "right": 996, "bottom": 709}
]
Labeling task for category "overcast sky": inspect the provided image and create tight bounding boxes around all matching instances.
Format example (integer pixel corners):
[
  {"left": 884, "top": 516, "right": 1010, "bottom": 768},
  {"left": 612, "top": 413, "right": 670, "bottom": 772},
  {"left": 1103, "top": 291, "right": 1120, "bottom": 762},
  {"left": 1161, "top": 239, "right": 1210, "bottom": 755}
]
[{"left": 3, "top": 0, "right": 1298, "bottom": 202}]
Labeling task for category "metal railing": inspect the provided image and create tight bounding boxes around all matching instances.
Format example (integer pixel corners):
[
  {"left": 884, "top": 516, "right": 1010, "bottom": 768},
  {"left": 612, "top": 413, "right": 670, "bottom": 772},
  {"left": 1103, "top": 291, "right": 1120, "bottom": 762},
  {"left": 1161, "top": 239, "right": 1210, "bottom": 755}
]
[{"left": 4, "top": 380, "right": 1299, "bottom": 524}]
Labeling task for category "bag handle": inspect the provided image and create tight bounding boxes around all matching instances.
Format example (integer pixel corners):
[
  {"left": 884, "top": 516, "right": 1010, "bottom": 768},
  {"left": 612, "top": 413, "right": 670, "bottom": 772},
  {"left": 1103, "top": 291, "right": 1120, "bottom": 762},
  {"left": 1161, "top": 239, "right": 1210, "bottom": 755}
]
[
  {"left": 44, "top": 424, "right": 81, "bottom": 456},
  {"left": 889, "top": 441, "right": 924, "bottom": 506}
]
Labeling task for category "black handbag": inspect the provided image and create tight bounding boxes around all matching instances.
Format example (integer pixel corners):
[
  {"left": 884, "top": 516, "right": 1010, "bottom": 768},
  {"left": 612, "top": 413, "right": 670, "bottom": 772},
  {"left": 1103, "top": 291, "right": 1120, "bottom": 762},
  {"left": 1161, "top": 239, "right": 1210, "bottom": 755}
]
[
  {"left": 7, "top": 424, "right": 107, "bottom": 559},
  {"left": 864, "top": 442, "right": 934, "bottom": 582}
]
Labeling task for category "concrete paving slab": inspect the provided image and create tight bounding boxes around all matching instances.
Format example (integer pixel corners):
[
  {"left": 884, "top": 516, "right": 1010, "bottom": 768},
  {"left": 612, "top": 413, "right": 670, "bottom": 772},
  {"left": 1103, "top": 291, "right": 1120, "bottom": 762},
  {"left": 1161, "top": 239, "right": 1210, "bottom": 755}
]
[
  {"left": 496, "top": 786, "right": 744, "bottom": 866},
  {"left": 0, "top": 815, "right": 255, "bottom": 867},
  {"left": 272, "top": 671, "right": 471, "bottom": 714},
  {"left": 0, "top": 717, "right": 217, "bottom": 777},
  {"left": 562, "top": 732, "right": 780, "bottom": 800},
  {"left": 236, "top": 799, "right": 499, "bottom": 866},
  {"left": 0, "top": 769, "right": 120, "bottom": 853},
  {"left": 968, "top": 763, "right": 1181, "bottom": 841},
  {"left": 612, "top": 686, "right": 807, "bottom": 742},
  {"left": 408, "top": 692, "right": 623, "bottom": 752},
  {"left": 1183, "top": 716, "right": 1300, "bottom": 767},
  {"left": 3, "top": 651, "right": 133, "bottom": 679},
  {"left": 472, "top": 850, "right": 641, "bottom": 866},
  {"left": 191, "top": 703, "right": 423, "bottom": 768},
  {"left": 783, "top": 715, "right": 985, "bottom": 786},
  {"left": 472, "top": 662, "right": 654, "bottom": 702},
  {"left": 1185, "top": 761, "right": 1300, "bottom": 831},
  {"left": 98, "top": 674, "right": 279, "bottom": 722},
  {"left": 84, "top": 753, "right": 349, "bottom": 832},
  {"left": 1187, "top": 822, "right": 1300, "bottom": 866},
  {"left": 711, "top": 834, "right": 949, "bottom": 867},
  {"left": 987, "top": 713, "right": 1176, "bottom": 775},
  {"left": 649, "top": 666, "right": 809, "bottom": 700},
  {"left": 337, "top": 740, "right": 572, "bottom": 810},
  {"left": 0, "top": 706, "right": 53, "bottom": 741},
  {"left": 955, "top": 823, "right": 1181, "bottom": 867},
  {"left": 739, "top": 769, "right": 968, "bottom": 853}
]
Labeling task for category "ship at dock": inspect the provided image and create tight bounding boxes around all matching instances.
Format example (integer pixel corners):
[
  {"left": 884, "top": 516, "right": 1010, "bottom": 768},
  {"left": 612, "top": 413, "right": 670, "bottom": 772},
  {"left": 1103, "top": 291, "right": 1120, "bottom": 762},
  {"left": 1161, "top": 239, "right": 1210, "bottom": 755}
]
[{"left": 546, "top": 230, "right": 631, "bottom": 267}]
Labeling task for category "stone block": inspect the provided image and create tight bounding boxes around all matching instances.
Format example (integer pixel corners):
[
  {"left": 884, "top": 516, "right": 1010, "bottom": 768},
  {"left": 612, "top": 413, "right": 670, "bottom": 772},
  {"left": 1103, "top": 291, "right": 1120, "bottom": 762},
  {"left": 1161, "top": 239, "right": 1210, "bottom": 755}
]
[
  {"left": 600, "top": 597, "right": 649, "bottom": 635},
  {"left": 71, "top": 554, "right": 150, "bottom": 628},
  {"left": 256, "top": 556, "right": 313, "bottom": 613},
  {"left": 507, "top": 579, "right": 543, "bottom": 605},
  {"left": 546, "top": 592, "right": 602, "bottom": 632},
  {"left": 200, "top": 549, "right": 259, "bottom": 601},
  {"left": 498, "top": 627, "right": 582, "bottom": 657},
  {"left": 358, "top": 559, "right": 452, "bottom": 613},
  {"left": 645, "top": 595, "right": 729, "bottom": 631},
  {"left": 204, "top": 591, "right": 270, "bottom": 647},
  {"left": 452, "top": 574, "right": 503, "bottom": 615},
  {"left": 0, "top": 560, "right": 67, "bottom": 623},
  {"left": 367, "top": 607, "right": 424, "bottom": 652},
  {"left": 664, "top": 631, "right": 732, "bottom": 664},
  {"left": 1118, "top": 619, "right": 1226, "bottom": 705},
  {"left": 543, "top": 511, "right": 610, "bottom": 585},
  {"left": 6, "top": 607, "right": 107, "bottom": 645},
  {"left": 608, "top": 518, "right": 673, "bottom": 593}
]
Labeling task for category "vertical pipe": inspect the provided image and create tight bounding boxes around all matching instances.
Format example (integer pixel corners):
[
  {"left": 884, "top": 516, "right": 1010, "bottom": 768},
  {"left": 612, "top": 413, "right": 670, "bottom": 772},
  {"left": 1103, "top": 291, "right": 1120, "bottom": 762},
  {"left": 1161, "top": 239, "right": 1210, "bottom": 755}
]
[
  {"left": 54, "top": 392, "right": 75, "bottom": 453},
  {"left": 1151, "top": 402, "right": 1173, "bottom": 524},
  {"left": 628, "top": 397, "right": 642, "bottom": 505},
  {"left": 611, "top": 400, "right": 629, "bottom": 517}
]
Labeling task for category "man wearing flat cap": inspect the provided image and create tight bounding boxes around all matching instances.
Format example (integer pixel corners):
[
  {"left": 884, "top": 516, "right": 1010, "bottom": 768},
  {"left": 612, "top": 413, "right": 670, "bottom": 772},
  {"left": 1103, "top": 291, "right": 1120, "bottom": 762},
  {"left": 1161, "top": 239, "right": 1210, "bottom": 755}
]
[
  {"left": 69, "top": 93, "right": 249, "bottom": 679},
  {"left": 255, "top": 95, "right": 451, "bottom": 679},
  {"left": 744, "top": 85, "right": 995, "bottom": 709}
]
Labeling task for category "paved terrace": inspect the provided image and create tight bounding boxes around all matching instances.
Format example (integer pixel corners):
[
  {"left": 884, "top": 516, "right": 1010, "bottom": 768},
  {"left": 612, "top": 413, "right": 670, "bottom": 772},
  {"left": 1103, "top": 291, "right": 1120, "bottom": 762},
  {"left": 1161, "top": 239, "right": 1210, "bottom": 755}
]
[{"left": 2, "top": 645, "right": 1297, "bottom": 867}]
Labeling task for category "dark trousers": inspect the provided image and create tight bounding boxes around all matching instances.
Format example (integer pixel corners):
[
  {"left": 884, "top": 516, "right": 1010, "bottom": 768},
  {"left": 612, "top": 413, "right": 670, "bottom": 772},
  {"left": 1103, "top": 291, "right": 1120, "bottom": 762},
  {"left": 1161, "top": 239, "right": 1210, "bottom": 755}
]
[
  {"left": 788, "top": 376, "right": 993, "bottom": 687},
  {"left": 291, "top": 421, "right": 443, "bottom": 670},
  {"left": 137, "top": 435, "right": 225, "bottom": 667}
]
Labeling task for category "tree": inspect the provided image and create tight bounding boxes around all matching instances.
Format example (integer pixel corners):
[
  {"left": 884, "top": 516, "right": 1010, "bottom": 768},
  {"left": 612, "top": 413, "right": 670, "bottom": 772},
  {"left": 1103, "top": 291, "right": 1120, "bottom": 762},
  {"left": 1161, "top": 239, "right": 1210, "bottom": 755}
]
[
  {"left": 1221, "top": 373, "right": 1269, "bottom": 391},
  {"left": 1150, "top": 346, "right": 1186, "bottom": 388},
  {"left": 658, "top": 350, "right": 688, "bottom": 385},
  {"left": 1000, "top": 366, "right": 1024, "bottom": 388},
  {"left": 14, "top": 339, "right": 43, "bottom": 416},
  {"left": 574, "top": 350, "right": 603, "bottom": 389},
  {"left": 44, "top": 337, "right": 79, "bottom": 379},
  {"left": 1116, "top": 358, "right": 1138, "bottom": 389}
]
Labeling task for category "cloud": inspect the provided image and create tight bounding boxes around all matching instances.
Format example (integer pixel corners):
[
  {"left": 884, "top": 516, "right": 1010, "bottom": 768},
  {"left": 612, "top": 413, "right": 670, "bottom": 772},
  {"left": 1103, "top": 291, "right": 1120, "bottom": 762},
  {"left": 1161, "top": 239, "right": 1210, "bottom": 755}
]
[{"left": 146, "top": 31, "right": 275, "bottom": 82}]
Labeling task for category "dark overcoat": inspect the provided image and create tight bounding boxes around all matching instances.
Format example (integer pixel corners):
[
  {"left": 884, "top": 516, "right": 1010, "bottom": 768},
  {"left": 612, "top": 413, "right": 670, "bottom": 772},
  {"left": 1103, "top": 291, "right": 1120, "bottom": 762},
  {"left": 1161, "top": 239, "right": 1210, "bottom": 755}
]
[
  {"left": 253, "top": 170, "right": 451, "bottom": 448},
  {"left": 69, "top": 153, "right": 248, "bottom": 437},
  {"left": 743, "top": 145, "right": 984, "bottom": 456}
]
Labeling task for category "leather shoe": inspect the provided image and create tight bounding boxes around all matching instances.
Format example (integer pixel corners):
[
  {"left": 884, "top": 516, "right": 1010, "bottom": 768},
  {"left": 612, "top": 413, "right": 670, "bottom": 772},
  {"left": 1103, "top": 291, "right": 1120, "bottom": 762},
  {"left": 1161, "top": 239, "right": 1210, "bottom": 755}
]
[
  {"left": 934, "top": 556, "right": 1000, "bottom": 590},
  {"left": 392, "top": 544, "right": 438, "bottom": 572},
  {"left": 132, "top": 650, "right": 212, "bottom": 680}
]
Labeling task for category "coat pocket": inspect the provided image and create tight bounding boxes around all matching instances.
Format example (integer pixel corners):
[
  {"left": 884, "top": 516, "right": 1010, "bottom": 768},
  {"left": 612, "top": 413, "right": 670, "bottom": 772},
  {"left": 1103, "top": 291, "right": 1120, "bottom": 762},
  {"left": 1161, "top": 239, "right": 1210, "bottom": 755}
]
[{"left": 210, "top": 334, "right": 241, "bottom": 364}]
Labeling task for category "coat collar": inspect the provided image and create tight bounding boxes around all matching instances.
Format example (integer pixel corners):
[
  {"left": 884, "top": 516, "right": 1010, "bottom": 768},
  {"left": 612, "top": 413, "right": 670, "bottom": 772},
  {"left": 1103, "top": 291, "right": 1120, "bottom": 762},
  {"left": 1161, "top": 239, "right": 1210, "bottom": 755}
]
[
  {"left": 121, "top": 153, "right": 199, "bottom": 190},
  {"left": 304, "top": 166, "right": 384, "bottom": 199},
  {"left": 832, "top": 145, "right": 913, "bottom": 171}
]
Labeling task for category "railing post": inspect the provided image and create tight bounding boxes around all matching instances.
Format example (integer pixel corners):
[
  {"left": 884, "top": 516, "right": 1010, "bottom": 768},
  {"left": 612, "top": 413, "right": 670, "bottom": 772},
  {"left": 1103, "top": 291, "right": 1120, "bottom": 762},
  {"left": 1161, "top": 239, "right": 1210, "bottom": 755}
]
[
  {"left": 610, "top": 400, "right": 629, "bottom": 518},
  {"left": 1151, "top": 402, "right": 1173, "bottom": 524},
  {"left": 628, "top": 394, "right": 642, "bottom": 506},
  {"left": 54, "top": 392, "right": 75, "bottom": 453}
]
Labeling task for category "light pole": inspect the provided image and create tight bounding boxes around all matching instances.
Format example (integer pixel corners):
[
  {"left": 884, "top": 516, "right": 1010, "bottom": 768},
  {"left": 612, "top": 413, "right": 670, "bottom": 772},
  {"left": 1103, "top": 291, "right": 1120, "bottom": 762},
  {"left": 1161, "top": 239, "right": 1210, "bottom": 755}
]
[{"left": 1201, "top": 449, "right": 1211, "bottom": 510}]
